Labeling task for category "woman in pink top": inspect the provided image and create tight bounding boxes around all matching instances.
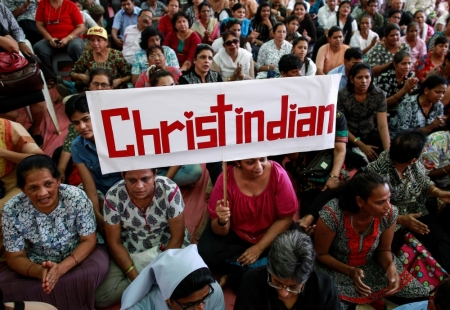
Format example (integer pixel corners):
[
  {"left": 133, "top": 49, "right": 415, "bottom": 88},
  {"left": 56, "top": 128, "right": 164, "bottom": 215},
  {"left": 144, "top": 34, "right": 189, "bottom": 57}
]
[
  {"left": 197, "top": 157, "right": 298, "bottom": 292},
  {"left": 316, "top": 26, "right": 349, "bottom": 75},
  {"left": 400, "top": 22, "right": 427, "bottom": 65},
  {"left": 34, "top": 0, "right": 85, "bottom": 83}
]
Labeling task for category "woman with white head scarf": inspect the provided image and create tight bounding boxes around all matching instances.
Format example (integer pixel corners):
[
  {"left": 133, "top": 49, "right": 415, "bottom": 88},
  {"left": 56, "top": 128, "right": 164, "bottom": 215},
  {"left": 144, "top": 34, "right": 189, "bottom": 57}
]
[{"left": 121, "top": 245, "right": 225, "bottom": 310}]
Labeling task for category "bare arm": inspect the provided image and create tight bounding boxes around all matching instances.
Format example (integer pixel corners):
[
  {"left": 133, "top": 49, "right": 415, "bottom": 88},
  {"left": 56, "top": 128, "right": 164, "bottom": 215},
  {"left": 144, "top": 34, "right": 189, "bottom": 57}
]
[
  {"left": 76, "top": 163, "right": 104, "bottom": 233},
  {"left": 0, "top": 35, "right": 19, "bottom": 53},
  {"left": 371, "top": 62, "right": 391, "bottom": 76},
  {"left": 105, "top": 222, "right": 138, "bottom": 281},
  {"left": 132, "top": 74, "right": 140, "bottom": 85},
  {"left": 0, "top": 143, "right": 43, "bottom": 164},
  {"left": 36, "top": 21, "right": 53, "bottom": 40},
  {"left": 164, "top": 212, "right": 186, "bottom": 250},
  {"left": 376, "top": 112, "right": 390, "bottom": 150},
  {"left": 253, "top": 216, "right": 291, "bottom": 253},
  {"left": 165, "top": 166, "right": 181, "bottom": 180}
]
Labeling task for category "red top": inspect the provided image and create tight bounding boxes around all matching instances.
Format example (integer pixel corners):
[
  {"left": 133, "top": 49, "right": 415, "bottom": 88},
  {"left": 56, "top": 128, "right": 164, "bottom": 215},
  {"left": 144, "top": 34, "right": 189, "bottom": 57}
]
[
  {"left": 158, "top": 14, "right": 174, "bottom": 38},
  {"left": 134, "top": 66, "right": 182, "bottom": 87},
  {"left": 35, "top": 0, "right": 84, "bottom": 39},
  {"left": 208, "top": 161, "right": 298, "bottom": 244},
  {"left": 163, "top": 31, "right": 201, "bottom": 66}
]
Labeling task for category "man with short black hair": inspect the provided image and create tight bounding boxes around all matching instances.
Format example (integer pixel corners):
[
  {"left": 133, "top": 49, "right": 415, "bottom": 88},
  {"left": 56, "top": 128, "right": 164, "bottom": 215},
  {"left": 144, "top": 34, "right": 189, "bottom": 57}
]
[
  {"left": 278, "top": 53, "right": 303, "bottom": 77},
  {"left": 382, "top": 0, "right": 412, "bottom": 29},
  {"left": 327, "top": 47, "right": 364, "bottom": 90},
  {"left": 356, "top": 0, "right": 384, "bottom": 30},
  {"left": 112, "top": 0, "right": 141, "bottom": 49},
  {"left": 122, "top": 9, "right": 153, "bottom": 64}
]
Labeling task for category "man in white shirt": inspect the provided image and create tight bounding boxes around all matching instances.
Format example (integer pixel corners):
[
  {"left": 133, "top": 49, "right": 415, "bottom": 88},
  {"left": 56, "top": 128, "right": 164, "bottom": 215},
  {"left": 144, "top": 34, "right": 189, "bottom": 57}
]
[
  {"left": 122, "top": 9, "right": 153, "bottom": 64},
  {"left": 318, "top": 0, "right": 338, "bottom": 28}
]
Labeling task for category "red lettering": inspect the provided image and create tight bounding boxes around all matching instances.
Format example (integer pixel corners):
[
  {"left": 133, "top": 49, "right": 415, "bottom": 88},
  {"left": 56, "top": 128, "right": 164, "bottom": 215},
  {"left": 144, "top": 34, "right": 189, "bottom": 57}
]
[
  {"left": 210, "top": 94, "right": 232, "bottom": 146},
  {"left": 195, "top": 116, "right": 218, "bottom": 149},
  {"left": 185, "top": 119, "right": 195, "bottom": 150},
  {"left": 101, "top": 108, "right": 135, "bottom": 158},
  {"left": 267, "top": 95, "right": 288, "bottom": 140},
  {"left": 288, "top": 109, "right": 296, "bottom": 138},
  {"left": 236, "top": 114, "right": 243, "bottom": 144},
  {"left": 244, "top": 111, "right": 265, "bottom": 143},
  {"left": 316, "top": 104, "right": 335, "bottom": 135},
  {"left": 132, "top": 110, "right": 161, "bottom": 155},
  {"left": 296, "top": 107, "right": 317, "bottom": 137},
  {"left": 160, "top": 121, "right": 185, "bottom": 153}
]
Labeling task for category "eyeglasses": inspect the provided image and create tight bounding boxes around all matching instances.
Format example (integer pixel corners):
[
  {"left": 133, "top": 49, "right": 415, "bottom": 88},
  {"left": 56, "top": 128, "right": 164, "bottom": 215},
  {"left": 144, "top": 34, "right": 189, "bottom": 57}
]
[
  {"left": 173, "top": 285, "right": 214, "bottom": 310},
  {"left": 267, "top": 274, "right": 304, "bottom": 294},
  {"left": 91, "top": 82, "right": 111, "bottom": 88},
  {"left": 224, "top": 38, "right": 240, "bottom": 46},
  {"left": 149, "top": 53, "right": 164, "bottom": 59},
  {"left": 141, "top": 14, "right": 153, "bottom": 20}
]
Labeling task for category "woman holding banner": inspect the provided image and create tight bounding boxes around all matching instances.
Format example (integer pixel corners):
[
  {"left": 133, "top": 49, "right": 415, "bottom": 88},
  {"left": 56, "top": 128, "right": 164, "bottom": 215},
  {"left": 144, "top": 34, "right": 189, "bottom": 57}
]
[{"left": 197, "top": 157, "right": 298, "bottom": 293}]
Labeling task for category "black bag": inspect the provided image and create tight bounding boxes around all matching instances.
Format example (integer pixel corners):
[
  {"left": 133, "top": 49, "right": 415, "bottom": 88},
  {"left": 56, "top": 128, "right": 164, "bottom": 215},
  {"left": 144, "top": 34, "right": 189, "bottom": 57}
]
[
  {"left": 300, "top": 149, "right": 333, "bottom": 178},
  {"left": 0, "top": 56, "right": 43, "bottom": 96}
]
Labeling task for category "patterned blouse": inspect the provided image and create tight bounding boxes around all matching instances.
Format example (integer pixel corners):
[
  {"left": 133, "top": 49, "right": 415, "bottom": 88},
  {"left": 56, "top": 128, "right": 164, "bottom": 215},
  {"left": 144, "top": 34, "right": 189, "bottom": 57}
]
[
  {"left": 178, "top": 69, "right": 223, "bottom": 84},
  {"left": 131, "top": 47, "right": 180, "bottom": 75},
  {"left": 251, "top": 16, "right": 278, "bottom": 43},
  {"left": 2, "top": 185, "right": 96, "bottom": 263},
  {"left": 426, "top": 64, "right": 450, "bottom": 84},
  {"left": 367, "top": 42, "right": 411, "bottom": 82},
  {"left": 104, "top": 177, "right": 190, "bottom": 254},
  {"left": 414, "top": 53, "right": 438, "bottom": 82},
  {"left": 421, "top": 130, "right": 450, "bottom": 188},
  {"left": 71, "top": 49, "right": 131, "bottom": 79},
  {"left": 337, "top": 86, "right": 387, "bottom": 139},
  {"left": 256, "top": 39, "right": 292, "bottom": 78},
  {"left": 375, "top": 69, "right": 417, "bottom": 114},
  {"left": 389, "top": 94, "right": 444, "bottom": 138},
  {"left": 367, "top": 150, "right": 434, "bottom": 218}
]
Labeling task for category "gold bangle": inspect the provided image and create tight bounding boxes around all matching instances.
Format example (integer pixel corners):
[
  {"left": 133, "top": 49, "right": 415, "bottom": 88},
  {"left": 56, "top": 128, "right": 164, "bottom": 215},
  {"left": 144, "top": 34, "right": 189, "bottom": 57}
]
[
  {"left": 353, "top": 138, "right": 359, "bottom": 143},
  {"left": 431, "top": 187, "right": 439, "bottom": 196},
  {"left": 69, "top": 35, "right": 74, "bottom": 40},
  {"left": 443, "top": 167, "right": 450, "bottom": 175},
  {"left": 125, "top": 264, "right": 135, "bottom": 274},
  {"left": 69, "top": 253, "right": 79, "bottom": 265}
]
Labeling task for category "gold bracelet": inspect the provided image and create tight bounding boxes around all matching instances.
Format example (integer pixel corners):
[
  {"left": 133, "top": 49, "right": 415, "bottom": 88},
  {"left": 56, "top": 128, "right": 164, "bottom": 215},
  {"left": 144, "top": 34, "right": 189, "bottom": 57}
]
[
  {"left": 69, "top": 253, "right": 79, "bottom": 265},
  {"left": 125, "top": 264, "right": 135, "bottom": 274},
  {"left": 443, "top": 167, "right": 450, "bottom": 175},
  {"left": 68, "top": 35, "right": 73, "bottom": 40},
  {"left": 353, "top": 138, "right": 359, "bottom": 143},
  {"left": 431, "top": 187, "right": 439, "bottom": 196}
]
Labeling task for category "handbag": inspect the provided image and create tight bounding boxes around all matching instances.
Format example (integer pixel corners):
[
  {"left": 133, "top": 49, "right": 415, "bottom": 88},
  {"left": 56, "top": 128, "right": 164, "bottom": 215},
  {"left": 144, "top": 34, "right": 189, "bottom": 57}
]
[
  {"left": 300, "top": 149, "right": 334, "bottom": 179},
  {"left": 0, "top": 52, "right": 28, "bottom": 73},
  {"left": 0, "top": 53, "right": 44, "bottom": 96}
]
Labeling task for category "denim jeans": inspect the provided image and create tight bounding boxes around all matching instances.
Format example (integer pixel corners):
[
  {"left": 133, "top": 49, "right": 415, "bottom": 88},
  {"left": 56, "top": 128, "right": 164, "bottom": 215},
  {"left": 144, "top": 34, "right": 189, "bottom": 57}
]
[
  {"left": 157, "top": 164, "right": 202, "bottom": 187},
  {"left": 33, "top": 37, "right": 84, "bottom": 80}
]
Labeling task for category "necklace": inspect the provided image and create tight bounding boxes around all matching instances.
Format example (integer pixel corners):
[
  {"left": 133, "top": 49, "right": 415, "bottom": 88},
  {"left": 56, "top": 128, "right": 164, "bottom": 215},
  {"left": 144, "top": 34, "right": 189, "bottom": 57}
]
[
  {"left": 351, "top": 214, "right": 374, "bottom": 252},
  {"left": 47, "top": 0, "right": 63, "bottom": 25}
]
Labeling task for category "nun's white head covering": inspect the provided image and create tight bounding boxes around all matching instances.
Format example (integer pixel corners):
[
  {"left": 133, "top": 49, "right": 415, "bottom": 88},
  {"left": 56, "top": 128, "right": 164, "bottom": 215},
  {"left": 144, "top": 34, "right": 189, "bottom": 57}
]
[{"left": 121, "top": 245, "right": 208, "bottom": 309}]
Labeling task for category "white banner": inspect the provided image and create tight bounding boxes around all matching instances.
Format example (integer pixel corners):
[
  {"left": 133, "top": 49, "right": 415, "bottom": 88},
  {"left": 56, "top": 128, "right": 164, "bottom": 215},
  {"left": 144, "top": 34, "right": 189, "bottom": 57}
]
[{"left": 86, "top": 75, "right": 341, "bottom": 174}]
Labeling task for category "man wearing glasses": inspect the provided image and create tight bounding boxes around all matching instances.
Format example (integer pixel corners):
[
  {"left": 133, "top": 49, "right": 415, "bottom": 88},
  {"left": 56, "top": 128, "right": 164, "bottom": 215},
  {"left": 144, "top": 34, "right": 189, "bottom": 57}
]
[
  {"left": 234, "top": 230, "right": 340, "bottom": 310},
  {"left": 122, "top": 10, "right": 153, "bottom": 64},
  {"left": 121, "top": 245, "right": 225, "bottom": 310}
]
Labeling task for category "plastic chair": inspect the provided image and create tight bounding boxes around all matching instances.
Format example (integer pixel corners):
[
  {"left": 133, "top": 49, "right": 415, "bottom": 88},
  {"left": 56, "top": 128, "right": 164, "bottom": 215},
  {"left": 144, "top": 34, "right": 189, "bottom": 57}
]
[
  {"left": 25, "top": 71, "right": 61, "bottom": 135},
  {"left": 51, "top": 53, "right": 73, "bottom": 77}
]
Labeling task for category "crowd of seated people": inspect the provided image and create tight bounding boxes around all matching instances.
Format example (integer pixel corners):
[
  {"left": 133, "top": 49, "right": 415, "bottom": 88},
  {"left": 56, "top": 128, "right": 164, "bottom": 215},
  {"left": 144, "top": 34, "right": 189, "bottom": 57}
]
[{"left": 4, "top": 0, "right": 450, "bottom": 308}]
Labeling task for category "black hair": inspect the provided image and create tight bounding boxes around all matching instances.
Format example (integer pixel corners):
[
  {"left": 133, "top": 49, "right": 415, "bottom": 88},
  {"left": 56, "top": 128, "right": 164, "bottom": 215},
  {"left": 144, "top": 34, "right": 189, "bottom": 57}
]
[
  {"left": 344, "top": 47, "right": 363, "bottom": 61},
  {"left": 367, "top": 0, "right": 377, "bottom": 5},
  {"left": 360, "top": 14, "right": 373, "bottom": 24},
  {"left": 172, "top": 11, "right": 191, "bottom": 30},
  {"left": 16, "top": 155, "right": 61, "bottom": 188},
  {"left": 279, "top": 54, "right": 303, "bottom": 74},
  {"left": 138, "top": 9, "right": 152, "bottom": 17},
  {"left": 226, "top": 17, "right": 242, "bottom": 29},
  {"left": 392, "top": 50, "right": 411, "bottom": 65},
  {"left": 139, "top": 26, "right": 164, "bottom": 50},
  {"left": 231, "top": 2, "right": 245, "bottom": 11},
  {"left": 253, "top": 2, "right": 272, "bottom": 25},
  {"left": 390, "top": 130, "right": 426, "bottom": 163},
  {"left": 292, "top": 2, "right": 311, "bottom": 20},
  {"left": 198, "top": 1, "right": 211, "bottom": 13},
  {"left": 434, "top": 36, "right": 449, "bottom": 47},
  {"left": 122, "top": 168, "right": 157, "bottom": 176},
  {"left": 170, "top": 268, "right": 215, "bottom": 300},
  {"left": 292, "top": 36, "right": 308, "bottom": 46},
  {"left": 384, "top": 23, "right": 400, "bottom": 37},
  {"left": 285, "top": 15, "right": 300, "bottom": 25},
  {"left": 328, "top": 25, "right": 342, "bottom": 37},
  {"left": 120, "top": 0, "right": 134, "bottom": 3},
  {"left": 65, "top": 93, "right": 90, "bottom": 120},
  {"left": 338, "top": 171, "right": 389, "bottom": 213},
  {"left": 446, "top": 15, "right": 450, "bottom": 26},
  {"left": 388, "top": 9, "right": 401, "bottom": 18},
  {"left": 150, "top": 70, "right": 174, "bottom": 86},
  {"left": 338, "top": 0, "right": 351, "bottom": 14},
  {"left": 419, "top": 75, "right": 448, "bottom": 96},
  {"left": 194, "top": 44, "right": 214, "bottom": 59},
  {"left": 413, "top": 9, "right": 425, "bottom": 19},
  {"left": 146, "top": 44, "right": 165, "bottom": 58},
  {"left": 346, "top": 62, "right": 374, "bottom": 93},
  {"left": 434, "top": 278, "right": 450, "bottom": 310},
  {"left": 224, "top": 20, "right": 247, "bottom": 49},
  {"left": 222, "top": 30, "right": 238, "bottom": 42},
  {"left": 88, "top": 68, "right": 114, "bottom": 86},
  {"left": 272, "top": 22, "right": 286, "bottom": 33},
  {"left": 406, "top": 21, "right": 419, "bottom": 32}
]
